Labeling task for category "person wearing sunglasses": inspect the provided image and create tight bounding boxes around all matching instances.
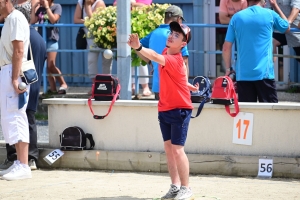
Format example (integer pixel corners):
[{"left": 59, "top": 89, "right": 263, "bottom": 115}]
[{"left": 127, "top": 22, "right": 198, "bottom": 200}]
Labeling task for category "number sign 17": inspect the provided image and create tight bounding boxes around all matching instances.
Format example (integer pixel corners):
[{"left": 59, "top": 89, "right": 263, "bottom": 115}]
[{"left": 232, "top": 112, "right": 253, "bottom": 145}]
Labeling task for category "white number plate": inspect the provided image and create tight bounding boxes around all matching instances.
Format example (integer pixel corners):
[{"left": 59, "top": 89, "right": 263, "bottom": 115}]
[{"left": 43, "top": 149, "right": 64, "bottom": 165}]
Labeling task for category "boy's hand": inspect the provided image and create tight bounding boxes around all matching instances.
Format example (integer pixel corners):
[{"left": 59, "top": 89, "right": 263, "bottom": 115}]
[{"left": 127, "top": 33, "right": 140, "bottom": 49}]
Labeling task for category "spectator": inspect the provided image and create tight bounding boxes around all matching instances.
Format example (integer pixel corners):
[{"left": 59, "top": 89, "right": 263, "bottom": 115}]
[
  {"left": 219, "top": 0, "right": 248, "bottom": 24},
  {"left": 127, "top": 21, "right": 198, "bottom": 200},
  {"left": 113, "top": 0, "right": 152, "bottom": 96},
  {"left": 266, "top": 0, "right": 300, "bottom": 63},
  {"left": 31, "top": 0, "right": 68, "bottom": 94},
  {"left": 74, "top": 0, "right": 112, "bottom": 94},
  {"left": 0, "top": 5, "right": 47, "bottom": 172},
  {"left": 136, "top": 5, "right": 189, "bottom": 100},
  {"left": 13, "top": 0, "right": 39, "bottom": 14},
  {"left": 0, "top": 0, "right": 31, "bottom": 180},
  {"left": 223, "top": 0, "right": 289, "bottom": 102}
]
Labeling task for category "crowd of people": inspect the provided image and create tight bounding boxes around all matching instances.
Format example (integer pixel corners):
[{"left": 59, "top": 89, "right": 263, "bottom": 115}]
[{"left": 0, "top": 0, "right": 298, "bottom": 199}]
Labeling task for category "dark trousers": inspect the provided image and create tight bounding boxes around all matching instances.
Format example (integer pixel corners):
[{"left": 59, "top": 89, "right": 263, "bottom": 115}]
[{"left": 6, "top": 109, "right": 39, "bottom": 162}]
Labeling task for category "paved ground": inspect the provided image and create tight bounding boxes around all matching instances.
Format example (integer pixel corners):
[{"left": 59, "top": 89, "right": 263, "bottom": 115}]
[
  {"left": 0, "top": 87, "right": 300, "bottom": 199},
  {"left": 0, "top": 169, "right": 300, "bottom": 200}
]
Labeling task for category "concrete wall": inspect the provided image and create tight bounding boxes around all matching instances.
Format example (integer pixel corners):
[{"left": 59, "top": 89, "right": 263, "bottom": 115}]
[{"left": 43, "top": 99, "right": 300, "bottom": 157}]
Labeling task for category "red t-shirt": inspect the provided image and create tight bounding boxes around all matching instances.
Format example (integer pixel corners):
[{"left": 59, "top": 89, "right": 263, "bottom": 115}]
[{"left": 158, "top": 48, "right": 193, "bottom": 112}]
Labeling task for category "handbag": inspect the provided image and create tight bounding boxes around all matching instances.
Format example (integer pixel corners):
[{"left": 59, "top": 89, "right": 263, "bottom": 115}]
[
  {"left": 59, "top": 126, "right": 95, "bottom": 151},
  {"left": 76, "top": 0, "right": 87, "bottom": 49},
  {"left": 20, "top": 44, "right": 38, "bottom": 85},
  {"left": 210, "top": 76, "right": 239, "bottom": 117},
  {"left": 88, "top": 74, "right": 121, "bottom": 119}
]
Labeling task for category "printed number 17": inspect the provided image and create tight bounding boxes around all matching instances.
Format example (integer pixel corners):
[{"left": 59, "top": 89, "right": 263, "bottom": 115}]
[{"left": 236, "top": 119, "right": 250, "bottom": 139}]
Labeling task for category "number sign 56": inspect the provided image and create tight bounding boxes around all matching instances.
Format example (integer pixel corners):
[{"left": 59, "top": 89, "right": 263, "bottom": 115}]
[{"left": 258, "top": 158, "right": 273, "bottom": 178}]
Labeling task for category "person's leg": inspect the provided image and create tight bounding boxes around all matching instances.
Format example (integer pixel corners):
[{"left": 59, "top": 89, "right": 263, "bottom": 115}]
[
  {"left": 46, "top": 52, "right": 57, "bottom": 92},
  {"left": 88, "top": 52, "right": 99, "bottom": 94},
  {"left": 47, "top": 51, "right": 68, "bottom": 91},
  {"left": 15, "top": 142, "right": 29, "bottom": 165},
  {"left": 6, "top": 144, "right": 17, "bottom": 161},
  {"left": 170, "top": 109, "right": 192, "bottom": 187},
  {"left": 26, "top": 109, "right": 39, "bottom": 161},
  {"left": 255, "top": 79, "right": 278, "bottom": 103},
  {"left": 88, "top": 52, "right": 99, "bottom": 79},
  {"left": 164, "top": 140, "right": 181, "bottom": 185},
  {"left": 272, "top": 33, "right": 287, "bottom": 63},
  {"left": 139, "top": 65, "right": 151, "bottom": 96},
  {"left": 170, "top": 109, "right": 194, "bottom": 199},
  {"left": 0, "top": 65, "right": 31, "bottom": 180},
  {"left": 237, "top": 81, "right": 258, "bottom": 102},
  {"left": 159, "top": 111, "right": 181, "bottom": 199},
  {"left": 293, "top": 47, "right": 300, "bottom": 63},
  {"left": 101, "top": 52, "right": 113, "bottom": 74}
]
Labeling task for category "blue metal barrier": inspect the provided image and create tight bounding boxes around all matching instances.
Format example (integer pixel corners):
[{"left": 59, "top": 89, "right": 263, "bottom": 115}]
[{"left": 1, "top": 23, "right": 300, "bottom": 94}]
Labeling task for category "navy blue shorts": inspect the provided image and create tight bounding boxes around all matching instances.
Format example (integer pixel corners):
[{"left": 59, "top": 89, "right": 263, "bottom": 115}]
[
  {"left": 158, "top": 109, "right": 192, "bottom": 146},
  {"left": 237, "top": 79, "right": 278, "bottom": 102}
]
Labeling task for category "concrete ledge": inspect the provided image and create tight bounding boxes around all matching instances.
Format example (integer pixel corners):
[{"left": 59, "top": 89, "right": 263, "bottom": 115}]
[
  {"left": 42, "top": 99, "right": 300, "bottom": 157},
  {"left": 1, "top": 148, "right": 300, "bottom": 178}
]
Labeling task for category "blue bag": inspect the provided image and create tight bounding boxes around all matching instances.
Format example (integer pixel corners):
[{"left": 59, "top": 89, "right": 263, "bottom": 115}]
[{"left": 190, "top": 76, "right": 211, "bottom": 118}]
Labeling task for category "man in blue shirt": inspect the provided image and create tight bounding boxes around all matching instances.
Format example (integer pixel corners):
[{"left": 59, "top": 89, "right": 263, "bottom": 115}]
[
  {"left": 223, "top": 0, "right": 289, "bottom": 102},
  {"left": 139, "top": 5, "right": 189, "bottom": 100}
]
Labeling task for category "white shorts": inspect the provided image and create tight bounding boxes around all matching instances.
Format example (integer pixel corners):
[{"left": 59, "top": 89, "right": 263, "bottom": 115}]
[{"left": 0, "top": 64, "right": 30, "bottom": 145}]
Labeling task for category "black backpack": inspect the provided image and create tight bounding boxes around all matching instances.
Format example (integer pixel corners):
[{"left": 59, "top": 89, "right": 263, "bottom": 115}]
[
  {"left": 190, "top": 76, "right": 211, "bottom": 118},
  {"left": 59, "top": 126, "right": 95, "bottom": 150}
]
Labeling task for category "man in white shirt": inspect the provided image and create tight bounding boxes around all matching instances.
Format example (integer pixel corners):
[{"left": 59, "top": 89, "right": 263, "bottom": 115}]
[{"left": 0, "top": 0, "right": 31, "bottom": 181}]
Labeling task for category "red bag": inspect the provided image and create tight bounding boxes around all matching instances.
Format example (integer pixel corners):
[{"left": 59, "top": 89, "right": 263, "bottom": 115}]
[
  {"left": 210, "top": 76, "right": 239, "bottom": 117},
  {"left": 88, "top": 74, "right": 121, "bottom": 119}
]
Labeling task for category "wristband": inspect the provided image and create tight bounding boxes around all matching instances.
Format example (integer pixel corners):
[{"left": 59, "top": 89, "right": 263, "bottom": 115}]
[
  {"left": 135, "top": 44, "right": 142, "bottom": 51},
  {"left": 45, "top": 7, "right": 50, "bottom": 10},
  {"left": 226, "top": 68, "right": 231, "bottom": 71}
]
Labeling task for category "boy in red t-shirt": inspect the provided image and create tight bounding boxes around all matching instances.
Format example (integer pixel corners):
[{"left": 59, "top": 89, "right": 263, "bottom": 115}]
[{"left": 127, "top": 21, "right": 198, "bottom": 200}]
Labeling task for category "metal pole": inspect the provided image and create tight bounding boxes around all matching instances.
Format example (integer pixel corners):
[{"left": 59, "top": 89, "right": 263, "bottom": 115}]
[{"left": 117, "top": 0, "right": 131, "bottom": 99}]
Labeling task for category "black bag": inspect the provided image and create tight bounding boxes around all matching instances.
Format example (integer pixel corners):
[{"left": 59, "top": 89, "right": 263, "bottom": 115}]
[
  {"left": 88, "top": 74, "right": 121, "bottom": 119},
  {"left": 190, "top": 76, "right": 211, "bottom": 118},
  {"left": 76, "top": 0, "right": 87, "bottom": 49},
  {"left": 76, "top": 27, "right": 87, "bottom": 49},
  {"left": 60, "top": 126, "right": 95, "bottom": 150}
]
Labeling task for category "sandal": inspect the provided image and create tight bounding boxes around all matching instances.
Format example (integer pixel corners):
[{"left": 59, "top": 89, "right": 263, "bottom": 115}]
[
  {"left": 58, "top": 87, "right": 67, "bottom": 94},
  {"left": 142, "top": 90, "right": 152, "bottom": 96},
  {"left": 46, "top": 89, "right": 58, "bottom": 95}
]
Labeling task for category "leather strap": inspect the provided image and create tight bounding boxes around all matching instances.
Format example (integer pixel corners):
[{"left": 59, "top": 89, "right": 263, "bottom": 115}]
[{"left": 88, "top": 83, "right": 121, "bottom": 119}]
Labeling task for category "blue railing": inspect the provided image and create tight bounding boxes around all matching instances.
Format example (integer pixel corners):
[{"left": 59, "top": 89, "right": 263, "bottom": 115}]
[{"left": 1, "top": 23, "right": 300, "bottom": 94}]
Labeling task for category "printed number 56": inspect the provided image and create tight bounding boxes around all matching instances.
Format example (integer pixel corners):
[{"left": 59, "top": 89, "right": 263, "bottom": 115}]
[{"left": 260, "top": 163, "right": 273, "bottom": 173}]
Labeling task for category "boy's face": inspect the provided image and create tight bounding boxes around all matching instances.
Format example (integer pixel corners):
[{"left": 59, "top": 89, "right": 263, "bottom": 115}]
[{"left": 166, "top": 30, "right": 187, "bottom": 49}]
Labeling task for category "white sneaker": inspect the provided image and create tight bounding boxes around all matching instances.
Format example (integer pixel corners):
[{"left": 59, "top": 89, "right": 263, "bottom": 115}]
[
  {"left": 161, "top": 184, "right": 180, "bottom": 200},
  {"left": 0, "top": 160, "right": 20, "bottom": 176},
  {"left": 2, "top": 164, "right": 32, "bottom": 181},
  {"left": 28, "top": 159, "right": 37, "bottom": 170},
  {"left": 174, "top": 186, "right": 194, "bottom": 200}
]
